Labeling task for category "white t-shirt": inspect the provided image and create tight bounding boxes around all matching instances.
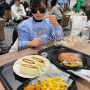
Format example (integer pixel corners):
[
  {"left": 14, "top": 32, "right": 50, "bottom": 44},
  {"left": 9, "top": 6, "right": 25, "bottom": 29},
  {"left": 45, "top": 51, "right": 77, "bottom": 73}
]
[
  {"left": 49, "top": 4, "right": 62, "bottom": 20},
  {"left": 11, "top": 4, "right": 26, "bottom": 20}
]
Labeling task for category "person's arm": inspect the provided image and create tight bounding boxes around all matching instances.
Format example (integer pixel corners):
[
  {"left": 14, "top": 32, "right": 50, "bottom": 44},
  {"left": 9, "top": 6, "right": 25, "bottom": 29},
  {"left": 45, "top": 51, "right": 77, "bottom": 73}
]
[
  {"left": 21, "top": 4, "right": 26, "bottom": 16},
  {"left": 45, "top": 15, "right": 59, "bottom": 28},
  {"left": 17, "top": 23, "right": 30, "bottom": 50},
  {"left": 46, "top": 21, "right": 63, "bottom": 40},
  {"left": 44, "top": 15, "right": 63, "bottom": 38},
  {"left": 17, "top": 21, "right": 42, "bottom": 50},
  {"left": 85, "top": 26, "right": 90, "bottom": 29},
  {"left": 27, "top": 38, "right": 42, "bottom": 47},
  {"left": 52, "top": 25, "right": 64, "bottom": 38}
]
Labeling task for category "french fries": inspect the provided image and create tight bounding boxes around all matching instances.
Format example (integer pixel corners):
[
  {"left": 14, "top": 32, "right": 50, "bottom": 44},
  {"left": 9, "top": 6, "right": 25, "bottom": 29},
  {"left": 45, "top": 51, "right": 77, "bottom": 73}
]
[
  {"left": 24, "top": 77, "right": 68, "bottom": 90},
  {"left": 42, "top": 16, "right": 46, "bottom": 19}
]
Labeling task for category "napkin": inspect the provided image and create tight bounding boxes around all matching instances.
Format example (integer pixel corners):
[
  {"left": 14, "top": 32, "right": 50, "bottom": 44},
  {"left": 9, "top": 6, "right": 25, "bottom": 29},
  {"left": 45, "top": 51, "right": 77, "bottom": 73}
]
[{"left": 67, "top": 69, "right": 90, "bottom": 82}]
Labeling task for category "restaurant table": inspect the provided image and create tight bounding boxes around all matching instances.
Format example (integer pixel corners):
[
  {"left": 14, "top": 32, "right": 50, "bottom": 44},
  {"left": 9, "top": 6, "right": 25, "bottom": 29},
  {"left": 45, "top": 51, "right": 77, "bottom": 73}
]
[{"left": 0, "top": 37, "right": 90, "bottom": 90}]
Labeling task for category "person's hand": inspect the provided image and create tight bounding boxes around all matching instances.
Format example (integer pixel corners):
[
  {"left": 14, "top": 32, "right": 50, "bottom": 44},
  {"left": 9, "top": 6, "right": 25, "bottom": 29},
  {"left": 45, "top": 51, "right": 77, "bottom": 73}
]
[
  {"left": 27, "top": 38, "right": 42, "bottom": 47},
  {"left": 85, "top": 26, "right": 90, "bottom": 29},
  {"left": 45, "top": 15, "right": 59, "bottom": 28}
]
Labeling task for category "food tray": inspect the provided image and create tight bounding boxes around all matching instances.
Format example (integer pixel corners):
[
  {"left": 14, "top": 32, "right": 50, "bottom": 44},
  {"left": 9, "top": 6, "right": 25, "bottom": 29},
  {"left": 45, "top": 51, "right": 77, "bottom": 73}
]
[
  {"left": 0, "top": 61, "right": 31, "bottom": 90},
  {"left": 0, "top": 55, "right": 76, "bottom": 90},
  {"left": 17, "top": 64, "right": 76, "bottom": 90},
  {"left": 38, "top": 45, "right": 90, "bottom": 70}
]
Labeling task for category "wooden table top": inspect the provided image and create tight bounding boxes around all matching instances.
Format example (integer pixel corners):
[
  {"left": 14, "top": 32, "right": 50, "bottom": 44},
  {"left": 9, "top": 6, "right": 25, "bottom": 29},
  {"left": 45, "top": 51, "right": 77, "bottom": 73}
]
[{"left": 0, "top": 37, "right": 90, "bottom": 90}]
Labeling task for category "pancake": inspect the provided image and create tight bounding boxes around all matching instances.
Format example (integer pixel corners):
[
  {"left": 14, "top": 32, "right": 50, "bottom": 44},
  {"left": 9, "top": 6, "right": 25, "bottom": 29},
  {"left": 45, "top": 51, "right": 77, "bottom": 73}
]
[{"left": 58, "top": 53, "right": 83, "bottom": 67}]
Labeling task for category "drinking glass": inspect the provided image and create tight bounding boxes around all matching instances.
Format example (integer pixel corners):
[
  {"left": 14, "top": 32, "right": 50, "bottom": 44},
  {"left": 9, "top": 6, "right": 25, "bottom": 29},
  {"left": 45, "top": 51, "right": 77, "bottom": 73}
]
[{"left": 55, "top": 37, "right": 62, "bottom": 46}]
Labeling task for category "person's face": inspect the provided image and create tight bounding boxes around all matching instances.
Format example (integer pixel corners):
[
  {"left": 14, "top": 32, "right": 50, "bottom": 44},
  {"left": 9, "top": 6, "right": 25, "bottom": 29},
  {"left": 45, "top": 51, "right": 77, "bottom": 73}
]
[
  {"left": 15, "top": 1, "right": 20, "bottom": 6},
  {"left": 32, "top": 2, "right": 46, "bottom": 20}
]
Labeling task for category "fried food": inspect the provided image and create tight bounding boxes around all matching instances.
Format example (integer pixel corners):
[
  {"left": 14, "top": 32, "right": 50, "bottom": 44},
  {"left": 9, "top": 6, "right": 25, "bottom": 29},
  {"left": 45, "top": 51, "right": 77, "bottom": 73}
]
[
  {"left": 42, "top": 16, "right": 46, "bottom": 19},
  {"left": 23, "top": 77, "right": 68, "bottom": 90},
  {"left": 24, "top": 82, "right": 41, "bottom": 90},
  {"left": 24, "top": 84, "right": 35, "bottom": 90}
]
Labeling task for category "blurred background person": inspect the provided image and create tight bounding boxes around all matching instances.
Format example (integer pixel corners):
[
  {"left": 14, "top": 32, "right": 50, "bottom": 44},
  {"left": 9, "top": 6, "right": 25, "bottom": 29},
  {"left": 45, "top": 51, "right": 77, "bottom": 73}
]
[
  {"left": 11, "top": 0, "right": 26, "bottom": 45},
  {"left": 63, "top": 3, "right": 71, "bottom": 14},
  {"left": 57, "top": 0, "right": 63, "bottom": 6},
  {"left": 0, "top": 0, "right": 6, "bottom": 17},
  {"left": 63, "top": 0, "right": 70, "bottom": 5},
  {"left": 23, "top": 1, "right": 31, "bottom": 16},
  {"left": 11, "top": 0, "right": 26, "bottom": 24},
  {"left": 49, "top": 0, "right": 63, "bottom": 24},
  {"left": 78, "top": 6, "right": 86, "bottom": 16}
]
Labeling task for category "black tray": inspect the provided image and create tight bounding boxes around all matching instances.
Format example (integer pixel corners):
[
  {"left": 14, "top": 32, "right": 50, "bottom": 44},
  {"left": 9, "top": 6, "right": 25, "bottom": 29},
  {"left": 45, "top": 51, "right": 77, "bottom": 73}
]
[
  {"left": 0, "top": 56, "right": 76, "bottom": 90},
  {"left": 38, "top": 45, "right": 90, "bottom": 70},
  {"left": 17, "top": 66, "right": 76, "bottom": 90},
  {"left": 0, "top": 61, "right": 32, "bottom": 90}
]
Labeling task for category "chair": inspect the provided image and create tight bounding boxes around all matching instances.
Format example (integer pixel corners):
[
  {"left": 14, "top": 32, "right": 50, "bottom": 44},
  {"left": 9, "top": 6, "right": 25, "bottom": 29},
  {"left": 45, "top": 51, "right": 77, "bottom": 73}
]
[
  {"left": 0, "top": 18, "right": 5, "bottom": 41},
  {"left": 4, "top": 10, "right": 13, "bottom": 26},
  {"left": 60, "top": 15, "right": 70, "bottom": 27},
  {"left": 4, "top": 10, "right": 18, "bottom": 29},
  {"left": 60, "top": 15, "right": 70, "bottom": 36},
  {"left": 4, "top": 10, "right": 12, "bottom": 20}
]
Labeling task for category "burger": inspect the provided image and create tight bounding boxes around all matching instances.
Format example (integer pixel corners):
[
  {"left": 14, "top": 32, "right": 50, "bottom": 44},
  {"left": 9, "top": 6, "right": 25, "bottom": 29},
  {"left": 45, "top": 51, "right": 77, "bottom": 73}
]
[{"left": 58, "top": 53, "right": 83, "bottom": 67}]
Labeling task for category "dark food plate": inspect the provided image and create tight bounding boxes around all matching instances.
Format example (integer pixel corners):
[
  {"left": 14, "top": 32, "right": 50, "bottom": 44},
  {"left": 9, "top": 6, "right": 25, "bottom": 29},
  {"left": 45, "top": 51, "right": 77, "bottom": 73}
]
[
  {"left": 0, "top": 55, "right": 76, "bottom": 90},
  {"left": 17, "top": 76, "right": 76, "bottom": 90},
  {"left": 50, "top": 50, "right": 85, "bottom": 70},
  {"left": 0, "top": 61, "right": 33, "bottom": 90},
  {"left": 38, "top": 45, "right": 90, "bottom": 70},
  {"left": 17, "top": 68, "right": 76, "bottom": 90}
]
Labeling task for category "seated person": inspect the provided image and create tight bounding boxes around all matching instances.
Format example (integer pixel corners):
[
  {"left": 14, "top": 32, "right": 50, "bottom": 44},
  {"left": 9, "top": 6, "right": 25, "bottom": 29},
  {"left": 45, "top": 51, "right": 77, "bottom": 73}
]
[
  {"left": 0, "top": 0, "right": 8, "bottom": 17},
  {"left": 11, "top": 0, "right": 26, "bottom": 24},
  {"left": 17, "top": 0, "right": 64, "bottom": 50},
  {"left": 63, "top": 3, "right": 71, "bottom": 14},
  {"left": 78, "top": 6, "right": 86, "bottom": 16},
  {"left": 49, "top": 0, "right": 63, "bottom": 24},
  {"left": 23, "top": 1, "right": 31, "bottom": 16}
]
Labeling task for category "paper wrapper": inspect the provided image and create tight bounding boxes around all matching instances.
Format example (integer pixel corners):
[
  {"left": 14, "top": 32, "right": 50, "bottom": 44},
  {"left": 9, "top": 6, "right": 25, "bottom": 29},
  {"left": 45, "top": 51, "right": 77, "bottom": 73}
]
[
  {"left": 68, "top": 69, "right": 90, "bottom": 82},
  {"left": 26, "top": 64, "right": 73, "bottom": 89}
]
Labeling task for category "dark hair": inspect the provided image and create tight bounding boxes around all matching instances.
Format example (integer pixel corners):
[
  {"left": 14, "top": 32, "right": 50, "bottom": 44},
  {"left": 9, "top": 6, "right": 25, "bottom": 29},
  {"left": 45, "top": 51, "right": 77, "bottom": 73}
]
[
  {"left": 80, "top": 6, "right": 86, "bottom": 12},
  {"left": 14, "top": 0, "right": 20, "bottom": 2},
  {"left": 51, "top": 0, "right": 57, "bottom": 8},
  {"left": 15, "top": 0, "right": 20, "bottom": 1},
  {"left": 86, "top": 8, "right": 90, "bottom": 20},
  {"left": 30, "top": 0, "right": 47, "bottom": 9},
  {"left": 24, "top": 1, "right": 28, "bottom": 9}
]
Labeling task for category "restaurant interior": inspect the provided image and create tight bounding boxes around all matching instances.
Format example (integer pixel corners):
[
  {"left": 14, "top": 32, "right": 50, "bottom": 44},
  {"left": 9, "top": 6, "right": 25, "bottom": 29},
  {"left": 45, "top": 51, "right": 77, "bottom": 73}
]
[{"left": 0, "top": 0, "right": 90, "bottom": 90}]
